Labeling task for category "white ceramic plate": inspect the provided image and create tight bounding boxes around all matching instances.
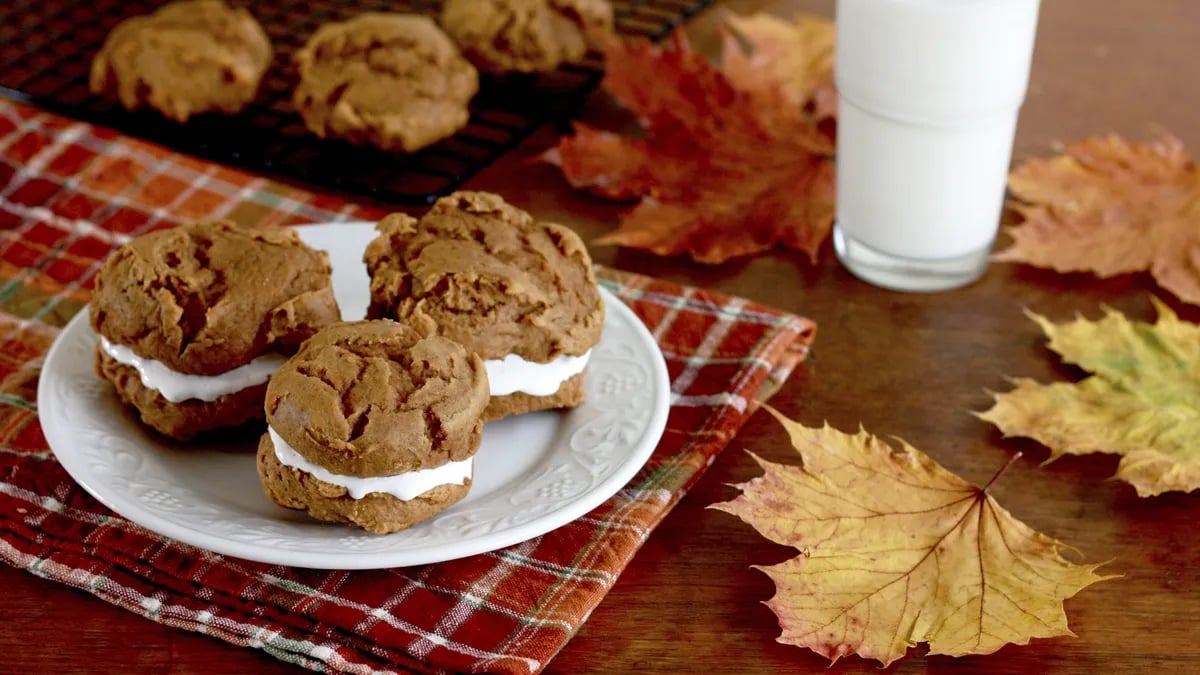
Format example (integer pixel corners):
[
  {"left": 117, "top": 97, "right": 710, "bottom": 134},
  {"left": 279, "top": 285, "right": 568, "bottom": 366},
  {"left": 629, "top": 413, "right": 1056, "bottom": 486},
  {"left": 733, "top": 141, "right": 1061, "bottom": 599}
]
[{"left": 38, "top": 222, "right": 670, "bottom": 569}]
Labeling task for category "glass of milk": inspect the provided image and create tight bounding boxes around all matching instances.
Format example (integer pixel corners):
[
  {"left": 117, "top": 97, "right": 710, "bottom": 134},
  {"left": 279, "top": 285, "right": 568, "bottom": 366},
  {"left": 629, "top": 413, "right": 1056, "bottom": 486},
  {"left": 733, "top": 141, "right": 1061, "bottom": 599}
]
[{"left": 833, "top": 0, "right": 1041, "bottom": 291}]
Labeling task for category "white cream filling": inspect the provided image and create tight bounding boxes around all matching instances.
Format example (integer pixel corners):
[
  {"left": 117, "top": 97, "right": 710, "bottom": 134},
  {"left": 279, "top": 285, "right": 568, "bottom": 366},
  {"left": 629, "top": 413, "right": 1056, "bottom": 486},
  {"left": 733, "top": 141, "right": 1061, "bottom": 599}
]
[
  {"left": 99, "top": 336, "right": 285, "bottom": 403},
  {"left": 485, "top": 350, "right": 591, "bottom": 397},
  {"left": 268, "top": 427, "right": 473, "bottom": 501}
]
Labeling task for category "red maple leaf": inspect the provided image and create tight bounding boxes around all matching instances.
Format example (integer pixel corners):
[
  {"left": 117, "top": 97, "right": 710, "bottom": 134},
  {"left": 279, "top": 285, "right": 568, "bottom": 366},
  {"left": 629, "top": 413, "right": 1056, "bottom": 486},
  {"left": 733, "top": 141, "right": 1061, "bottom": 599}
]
[{"left": 545, "top": 26, "right": 836, "bottom": 264}]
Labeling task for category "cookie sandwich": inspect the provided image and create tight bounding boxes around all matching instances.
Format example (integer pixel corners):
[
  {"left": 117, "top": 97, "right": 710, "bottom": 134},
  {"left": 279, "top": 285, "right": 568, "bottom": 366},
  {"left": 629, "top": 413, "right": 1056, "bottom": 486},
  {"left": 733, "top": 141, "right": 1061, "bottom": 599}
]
[
  {"left": 441, "top": 0, "right": 614, "bottom": 74},
  {"left": 257, "top": 320, "right": 489, "bottom": 534},
  {"left": 292, "top": 13, "right": 478, "bottom": 153},
  {"left": 364, "top": 191, "right": 604, "bottom": 420},
  {"left": 90, "top": 220, "right": 340, "bottom": 440},
  {"left": 90, "top": 0, "right": 273, "bottom": 122}
]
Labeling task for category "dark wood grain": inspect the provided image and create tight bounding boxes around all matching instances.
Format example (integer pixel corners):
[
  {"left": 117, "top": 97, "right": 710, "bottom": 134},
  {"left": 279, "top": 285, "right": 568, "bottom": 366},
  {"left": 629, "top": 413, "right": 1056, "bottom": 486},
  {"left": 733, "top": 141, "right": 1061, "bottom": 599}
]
[{"left": 5, "top": 0, "right": 1200, "bottom": 672}]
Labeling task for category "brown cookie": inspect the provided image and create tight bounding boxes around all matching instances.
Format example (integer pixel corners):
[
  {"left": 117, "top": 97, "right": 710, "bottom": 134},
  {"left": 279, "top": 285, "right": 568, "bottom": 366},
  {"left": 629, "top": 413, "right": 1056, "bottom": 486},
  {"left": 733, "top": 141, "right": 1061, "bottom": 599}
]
[
  {"left": 96, "top": 349, "right": 267, "bottom": 441},
  {"left": 89, "top": 0, "right": 273, "bottom": 122},
  {"left": 364, "top": 191, "right": 604, "bottom": 419},
  {"left": 261, "top": 320, "right": 489, "bottom": 533},
  {"left": 90, "top": 220, "right": 338, "bottom": 441},
  {"left": 292, "top": 13, "right": 479, "bottom": 153},
  {"left": 441, "top": 0, "right": 614, "bottom": 74},
  {"left": 257, "top": 435, "right": 471, "bottom": 535},
  {"left": 90, "top": 220, "right": 339, "bottom": 376}
]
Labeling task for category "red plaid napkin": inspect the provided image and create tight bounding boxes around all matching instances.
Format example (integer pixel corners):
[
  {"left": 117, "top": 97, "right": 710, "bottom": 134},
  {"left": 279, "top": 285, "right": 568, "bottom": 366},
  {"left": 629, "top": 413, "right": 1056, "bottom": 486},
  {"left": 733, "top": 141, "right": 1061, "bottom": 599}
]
[{"left": 0, "top": 100, "right": 815, "bottom": 674}]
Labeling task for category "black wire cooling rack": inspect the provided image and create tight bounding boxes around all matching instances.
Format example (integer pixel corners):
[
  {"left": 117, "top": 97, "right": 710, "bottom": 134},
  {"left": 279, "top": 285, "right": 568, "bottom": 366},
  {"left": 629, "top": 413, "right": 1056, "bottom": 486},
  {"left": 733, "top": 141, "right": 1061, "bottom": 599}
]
[{"left": 0, "top": 0, "right": 714, "bottom": 205}]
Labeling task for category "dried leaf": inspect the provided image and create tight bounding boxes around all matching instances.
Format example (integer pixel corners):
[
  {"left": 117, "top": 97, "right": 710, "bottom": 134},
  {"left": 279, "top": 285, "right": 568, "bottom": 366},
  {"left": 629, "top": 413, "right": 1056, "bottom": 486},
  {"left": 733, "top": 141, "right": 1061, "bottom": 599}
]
[
  {"left": 979, "top": 298, "right": 1200, "bottom": 496},
  {"left": 711, "top": 407, "right": 1112, "bottom": 666},
  {"left": 544, "top": 22, "right": 836, "bottom": 264},
  {"left": 997, "top": 135, "right": 1200, "bottom": 306},
  {"left": 723, "top": 14, "right": 837, "bottom": 118}
]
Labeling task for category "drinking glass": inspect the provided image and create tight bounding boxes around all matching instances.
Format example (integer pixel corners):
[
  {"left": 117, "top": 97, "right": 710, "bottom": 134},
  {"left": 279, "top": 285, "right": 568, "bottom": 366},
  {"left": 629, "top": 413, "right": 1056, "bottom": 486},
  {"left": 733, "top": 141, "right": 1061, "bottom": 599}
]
[{"left": 833, "top": 0, "right": 1042, "bottom": 291}]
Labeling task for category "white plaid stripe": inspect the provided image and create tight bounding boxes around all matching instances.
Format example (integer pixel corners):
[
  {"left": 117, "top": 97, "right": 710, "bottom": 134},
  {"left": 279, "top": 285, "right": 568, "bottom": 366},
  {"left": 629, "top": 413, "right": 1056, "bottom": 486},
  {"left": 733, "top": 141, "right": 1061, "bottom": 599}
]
[
  {"left": 0, "top": 113, "right": 87, "bottom": 189},
  {"left": 670, "top": 392, "right": 749, "bottom": 412},
  {"left": 648, "top": 284, "right": 693, "bottom": 342},
  {"left": 375, "top": 570, "right": 578, "bottom": 632},
  {"left": 351, "top": 564, "right": 436, "bottom": 636},
  {"left": 0, "top": 117, "right": 95, "bottom": 260},
  {"left": 0, "top": 445, "right": 52, "bottom": 460},
  {"left": 0, "top": 540, "right": 399, "bottom": 674},
  {"left": 408, "top": 538, "right": 541, "bottom": 665},
  {"left": 491, "top": 548, "right": 617, "bottom": 586},
  {"left": 201, "top": 569, "right": 541, "bottom": 669},
  {"left": 290, "top": 569, "right": 351, "bottom": 615},
  {"left": 669, "top": 295, "right": 745, "bottom": 394},
  {"left": 0, "top": 106, "right": 38, "bottom": 155},
  {"left": 0, "top": 479, "right": 123, "bottom": 528},
  {"left": 613, "top": 285, "right": 786, "bottom": 326},
  {"left": 0, "top": 198, "right": 132, "bottom": 248}
]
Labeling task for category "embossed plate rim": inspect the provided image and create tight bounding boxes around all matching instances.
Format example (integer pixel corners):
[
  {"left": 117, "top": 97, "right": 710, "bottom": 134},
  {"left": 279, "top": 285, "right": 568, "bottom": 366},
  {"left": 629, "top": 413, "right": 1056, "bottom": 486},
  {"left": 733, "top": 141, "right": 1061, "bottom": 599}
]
[{"left": 38, "top": 222, "right": 670, "bottom": 569}]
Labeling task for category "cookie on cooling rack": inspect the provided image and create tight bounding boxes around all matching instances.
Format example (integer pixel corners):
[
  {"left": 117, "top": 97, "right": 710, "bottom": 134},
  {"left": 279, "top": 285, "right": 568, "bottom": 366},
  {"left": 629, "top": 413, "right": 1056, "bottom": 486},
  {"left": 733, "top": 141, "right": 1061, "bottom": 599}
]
[
  {"left": 258, "top": 320, "right": 489, "bottom": 534},
  {"left": 364, "top": 190, "right": 604, "bottom": 421},
  {"left": 89, "top": 0, "right": 273, "bottom": 122},
  {"left": 292, "top": 13, "right": 478, "bottom": 153},
  {"left": 90, "top": 220, "right": 340, "bottom": 441},
  {"left": 440, "top": 0, "right": 614, "bottom": 74}
]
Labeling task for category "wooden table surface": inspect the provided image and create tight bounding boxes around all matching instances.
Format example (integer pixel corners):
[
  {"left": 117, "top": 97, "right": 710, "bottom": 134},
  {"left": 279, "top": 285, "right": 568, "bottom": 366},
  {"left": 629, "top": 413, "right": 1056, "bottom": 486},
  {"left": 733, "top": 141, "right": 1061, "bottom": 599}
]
[{"left": 5, "top": 0, "right": 1200, "bottom": 672}]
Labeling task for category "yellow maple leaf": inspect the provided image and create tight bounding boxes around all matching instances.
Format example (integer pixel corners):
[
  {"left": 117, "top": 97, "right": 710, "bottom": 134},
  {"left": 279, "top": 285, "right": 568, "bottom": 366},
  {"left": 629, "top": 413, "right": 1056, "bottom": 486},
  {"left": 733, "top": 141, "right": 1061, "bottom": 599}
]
[
  {"left": 996, "top": 135, "right": 1200, "bottom": 306},
  {"left": 979, "top": 298, "right": 1200, "bottom": 496},
  {"left": 711, "top": 407, "right": 1113, "bottom": 666}
]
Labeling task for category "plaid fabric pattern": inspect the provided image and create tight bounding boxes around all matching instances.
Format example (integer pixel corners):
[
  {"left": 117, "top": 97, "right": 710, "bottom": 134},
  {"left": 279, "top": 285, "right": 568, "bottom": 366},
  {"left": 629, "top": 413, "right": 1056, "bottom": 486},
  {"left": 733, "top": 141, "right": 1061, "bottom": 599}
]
[{"left": 0, "top": 100, "right": 815, "bottom": 674}]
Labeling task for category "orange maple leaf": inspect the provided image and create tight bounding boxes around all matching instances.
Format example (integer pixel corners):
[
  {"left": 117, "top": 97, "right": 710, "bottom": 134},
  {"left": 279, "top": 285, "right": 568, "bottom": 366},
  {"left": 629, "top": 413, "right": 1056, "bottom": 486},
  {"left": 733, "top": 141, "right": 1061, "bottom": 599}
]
[
  {"left": 723, "top": 14, "right": 837, "bottom": 119},
  {"left": 711, "top": 407, "right": 1114, "bottom": 666},
  {"left": 544, "top": 22, "right": 836, "bottom": 264},
  {"left": 997, "top": 135, "right": 1200, "bottom": 305}
]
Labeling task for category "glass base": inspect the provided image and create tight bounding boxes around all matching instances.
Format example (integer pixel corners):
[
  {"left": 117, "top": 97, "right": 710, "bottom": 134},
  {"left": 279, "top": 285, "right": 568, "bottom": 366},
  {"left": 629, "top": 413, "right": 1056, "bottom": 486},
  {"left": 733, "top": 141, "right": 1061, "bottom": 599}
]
[{"left": 832, "top": 224, "right": 991, "bottom": 292}]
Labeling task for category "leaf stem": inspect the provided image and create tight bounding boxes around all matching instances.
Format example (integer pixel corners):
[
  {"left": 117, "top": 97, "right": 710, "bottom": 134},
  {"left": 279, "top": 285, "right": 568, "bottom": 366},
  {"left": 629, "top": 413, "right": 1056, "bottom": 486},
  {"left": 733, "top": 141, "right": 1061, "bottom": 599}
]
[{"left": 981, "top": 452, "right": 1024, "bottom": 495}]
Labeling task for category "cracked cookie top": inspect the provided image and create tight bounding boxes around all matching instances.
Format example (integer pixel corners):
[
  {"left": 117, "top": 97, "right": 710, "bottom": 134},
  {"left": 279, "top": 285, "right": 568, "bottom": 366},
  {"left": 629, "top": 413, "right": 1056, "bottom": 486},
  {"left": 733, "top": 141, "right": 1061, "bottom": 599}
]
[
  {"left": 89, "top": 0, "right": 273, "bottom": 122},
  {"left": 265, "top": 320, "right": 488, "bottom": 476},
  {"left": 441, "top": 0, "right": 614, "bottom": 74},
  {"left": 364, "top": 190, "right": 604, "bottom": 363},
  {"left": 89, "top": 220, "right": 340, "bottom": 376},
  {"left": 292, "top": 13, "right": 478, "bottom": 153}
]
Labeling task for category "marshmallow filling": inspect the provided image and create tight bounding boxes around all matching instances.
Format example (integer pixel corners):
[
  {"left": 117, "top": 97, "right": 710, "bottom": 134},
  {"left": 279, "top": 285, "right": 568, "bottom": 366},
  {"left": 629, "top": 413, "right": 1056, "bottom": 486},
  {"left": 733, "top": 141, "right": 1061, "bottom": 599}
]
[
  {"left": 268, "top": 427, "right": 473, "bottom": 501},
  {"left": 99, "top": 336, "right": 285, "bottom": 403},
  {"left": 484, "top": 349, "right": 591, "bottom": 397}
]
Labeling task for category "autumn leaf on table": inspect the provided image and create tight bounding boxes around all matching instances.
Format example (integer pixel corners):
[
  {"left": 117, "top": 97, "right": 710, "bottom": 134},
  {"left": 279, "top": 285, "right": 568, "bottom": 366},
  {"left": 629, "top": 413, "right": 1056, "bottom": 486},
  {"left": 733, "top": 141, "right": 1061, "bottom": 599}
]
[
  {"left": 711, "top": 407, "right": 1112, "bottom": 667},
  {"left": 979, "top": 298, "right": 1200, "bottom": 497},
  {"left": 997, "top": 135, "right": 1200, "bottom": 306},
  {"left": 543, "top": 17, "right": 836, "bottom": 264},
  {"left": 723, "top": 14, "right": 837, "bottom": 119}
]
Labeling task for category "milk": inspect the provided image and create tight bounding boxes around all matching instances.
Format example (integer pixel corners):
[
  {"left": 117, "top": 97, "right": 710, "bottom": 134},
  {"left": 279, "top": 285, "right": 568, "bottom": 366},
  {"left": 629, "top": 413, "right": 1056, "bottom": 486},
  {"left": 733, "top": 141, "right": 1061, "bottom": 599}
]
[
  {"left": 834, "top": 0, "right": 1041, "bottom": 283},
  {"left": 836, "top": 103, "right": 1018, "bottom": 259}
]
